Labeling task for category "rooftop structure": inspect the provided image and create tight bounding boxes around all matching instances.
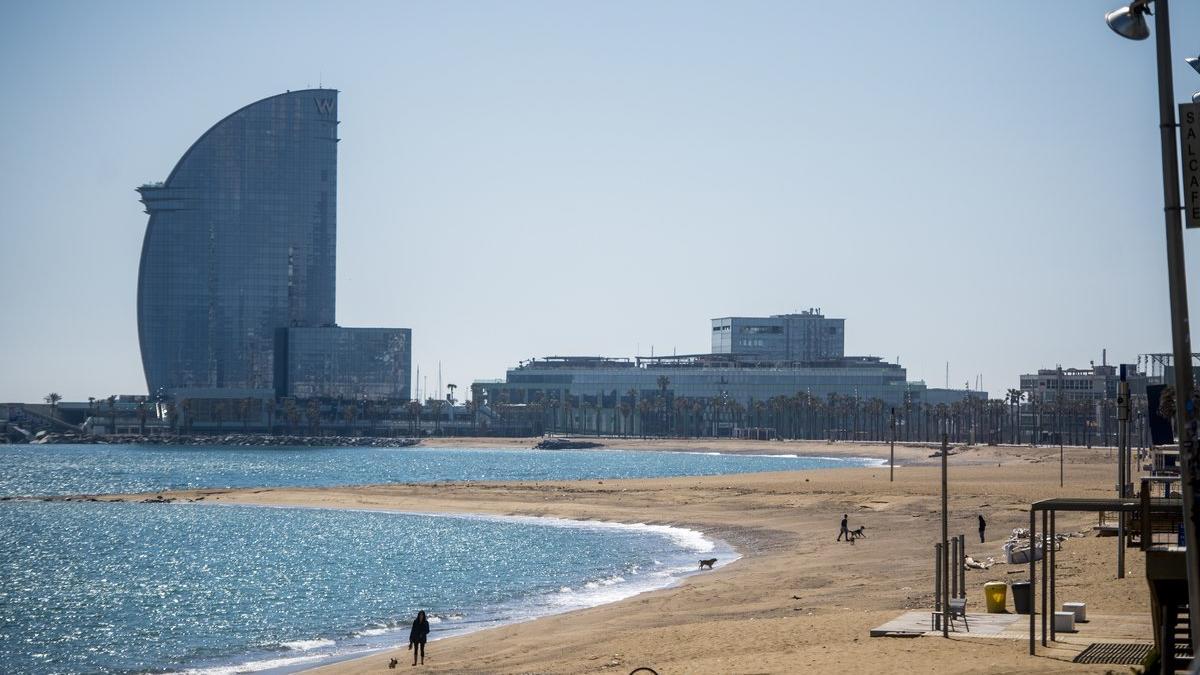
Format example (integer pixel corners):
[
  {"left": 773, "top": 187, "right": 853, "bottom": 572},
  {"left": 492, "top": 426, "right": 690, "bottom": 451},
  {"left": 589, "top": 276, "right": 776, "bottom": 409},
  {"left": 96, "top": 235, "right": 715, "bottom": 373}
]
[{"left": 711, "top": 309, "right": 844, "bottom": 364}]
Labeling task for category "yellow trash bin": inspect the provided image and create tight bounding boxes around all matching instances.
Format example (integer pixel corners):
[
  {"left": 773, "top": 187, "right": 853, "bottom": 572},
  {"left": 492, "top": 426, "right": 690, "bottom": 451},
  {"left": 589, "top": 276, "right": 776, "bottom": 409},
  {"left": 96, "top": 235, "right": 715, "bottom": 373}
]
[{"left": 984, "top": 582, "right": 1007, "bottom": 613}]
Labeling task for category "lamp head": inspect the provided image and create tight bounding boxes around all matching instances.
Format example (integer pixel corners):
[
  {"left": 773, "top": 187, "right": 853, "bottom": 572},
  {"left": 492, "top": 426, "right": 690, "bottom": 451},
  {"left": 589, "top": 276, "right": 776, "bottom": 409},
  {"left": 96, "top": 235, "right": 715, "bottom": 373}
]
[
  {"left": 1105, "top": 5, "right": 1150, "bottom": 40},
  {"left": 1187, "top": 56, "right": 1200, "bottom": 77}
]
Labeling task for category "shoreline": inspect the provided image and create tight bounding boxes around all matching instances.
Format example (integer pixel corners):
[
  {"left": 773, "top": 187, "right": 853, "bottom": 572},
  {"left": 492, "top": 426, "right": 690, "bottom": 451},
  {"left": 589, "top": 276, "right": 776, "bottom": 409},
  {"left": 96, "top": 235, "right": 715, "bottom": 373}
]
[
  {"left": 172, "top": 503, "right": 740, "bottom": 675},
  {"left": 168, "top": 441, "right": 1144, "bottom": 674},
  {"left": 8, "top": 439, "right": 1144, "bottom": 673}
]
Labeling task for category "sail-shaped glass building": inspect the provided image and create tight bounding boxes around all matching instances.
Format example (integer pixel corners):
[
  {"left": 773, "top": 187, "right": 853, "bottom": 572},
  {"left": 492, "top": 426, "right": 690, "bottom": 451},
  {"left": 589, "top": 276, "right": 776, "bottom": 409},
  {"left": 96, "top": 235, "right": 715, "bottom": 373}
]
[{"left": 137, "top": 89, "right": 410, "bottom": 400}]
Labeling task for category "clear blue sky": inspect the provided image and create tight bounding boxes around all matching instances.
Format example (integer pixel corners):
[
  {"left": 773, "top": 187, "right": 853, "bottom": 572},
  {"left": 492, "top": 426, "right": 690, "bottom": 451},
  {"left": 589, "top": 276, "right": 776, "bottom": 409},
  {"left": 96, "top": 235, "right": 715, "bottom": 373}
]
[{"left": 2, "top": 1, "right": 1199, "bottom": 403}]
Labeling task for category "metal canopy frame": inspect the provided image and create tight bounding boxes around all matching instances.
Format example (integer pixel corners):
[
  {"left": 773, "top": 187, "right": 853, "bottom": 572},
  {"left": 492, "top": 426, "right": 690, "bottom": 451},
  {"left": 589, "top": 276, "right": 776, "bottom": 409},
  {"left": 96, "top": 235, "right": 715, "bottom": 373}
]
[{"left": 1027, "top": 497, "right": 1182, "bottom": 655}]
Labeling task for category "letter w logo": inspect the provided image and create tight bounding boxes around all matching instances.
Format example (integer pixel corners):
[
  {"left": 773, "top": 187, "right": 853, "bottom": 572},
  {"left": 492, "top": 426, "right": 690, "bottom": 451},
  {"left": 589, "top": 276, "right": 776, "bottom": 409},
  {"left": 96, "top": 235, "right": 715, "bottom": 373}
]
[{"left": 314, "top": 98, "right": 335, "bottom": 115}]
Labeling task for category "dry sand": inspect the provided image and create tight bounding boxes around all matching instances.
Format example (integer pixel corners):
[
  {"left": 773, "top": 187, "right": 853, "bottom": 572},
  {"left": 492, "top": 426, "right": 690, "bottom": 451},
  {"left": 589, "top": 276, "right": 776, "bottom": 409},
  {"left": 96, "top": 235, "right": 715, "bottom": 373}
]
[{"left": 134, "top": 438, "right": 1149, "bottom": 674}]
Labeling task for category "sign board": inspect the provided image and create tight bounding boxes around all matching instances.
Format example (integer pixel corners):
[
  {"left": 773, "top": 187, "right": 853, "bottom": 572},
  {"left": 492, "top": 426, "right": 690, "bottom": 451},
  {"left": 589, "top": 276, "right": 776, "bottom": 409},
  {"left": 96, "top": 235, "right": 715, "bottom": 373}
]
[
  {"left": 1181, "top": 103, "right": 1200, "bottom": 229},
  {"left": 1146, "top": 384, "right": 1175, "bottom": 446}
]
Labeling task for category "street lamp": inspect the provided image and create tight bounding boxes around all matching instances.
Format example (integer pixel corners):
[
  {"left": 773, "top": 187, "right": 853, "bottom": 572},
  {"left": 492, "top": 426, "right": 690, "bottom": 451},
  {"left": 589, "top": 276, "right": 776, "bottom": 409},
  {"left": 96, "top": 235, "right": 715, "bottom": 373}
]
[
  {"left": 1104, "top": 3, "right": 1150, "bottom": 40},
  {"left": 1104, "top": 0, "right": 1199, "bottom": 655},
  {"left": 1189, "top": 56, "right": 1200, "bottom": 102}
]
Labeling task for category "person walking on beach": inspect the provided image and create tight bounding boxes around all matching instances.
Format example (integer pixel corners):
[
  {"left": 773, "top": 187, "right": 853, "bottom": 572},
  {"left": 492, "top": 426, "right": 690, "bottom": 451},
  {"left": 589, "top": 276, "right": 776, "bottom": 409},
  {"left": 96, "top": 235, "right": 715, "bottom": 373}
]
[
  {"left": 837, "top": 514, "right": 850, "bottom": 542},
  {"left": 409, "top": 610, "right": 430, "bottom": 666},
  {"left": 978, "top": 514, "right": 987, "bottom": 543}
]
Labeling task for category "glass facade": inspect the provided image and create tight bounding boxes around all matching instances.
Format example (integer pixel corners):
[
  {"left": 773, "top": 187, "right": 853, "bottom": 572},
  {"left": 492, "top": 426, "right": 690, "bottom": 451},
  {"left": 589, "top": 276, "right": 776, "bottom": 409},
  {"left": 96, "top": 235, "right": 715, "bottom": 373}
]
[
  {"left": 478, "top": 359, "right": 907, "bottom": 408},
  {"left": 136, "top": 89, "right": 339, "bottom": 394},
  {"left": 276, "top": 327, "right": 411, "bottom": 400},
  {"left": 711, "top": 312, "right": 844, "bottom": 363}
]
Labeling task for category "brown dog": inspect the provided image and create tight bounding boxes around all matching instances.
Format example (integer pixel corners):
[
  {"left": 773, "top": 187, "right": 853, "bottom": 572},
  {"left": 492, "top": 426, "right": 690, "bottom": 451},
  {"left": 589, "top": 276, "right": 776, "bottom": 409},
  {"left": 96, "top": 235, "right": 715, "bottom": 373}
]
[{"left": 699, "top": 558, "right": 717, "bottom": 570}]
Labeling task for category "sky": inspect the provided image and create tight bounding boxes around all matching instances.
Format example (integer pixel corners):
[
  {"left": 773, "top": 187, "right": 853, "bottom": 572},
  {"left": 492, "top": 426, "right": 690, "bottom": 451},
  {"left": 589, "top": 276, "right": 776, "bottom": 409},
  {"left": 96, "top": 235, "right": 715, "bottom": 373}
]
[{"left": 2, "top": 1, "right": 1199, "bottom": 403}]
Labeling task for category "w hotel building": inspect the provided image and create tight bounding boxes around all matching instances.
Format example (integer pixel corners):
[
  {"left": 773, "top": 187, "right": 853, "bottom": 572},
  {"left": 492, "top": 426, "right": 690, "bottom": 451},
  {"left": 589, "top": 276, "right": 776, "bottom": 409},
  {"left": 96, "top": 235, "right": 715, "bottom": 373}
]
[{"left": 136, "top": 90, "right": 410, "bottom": 401}]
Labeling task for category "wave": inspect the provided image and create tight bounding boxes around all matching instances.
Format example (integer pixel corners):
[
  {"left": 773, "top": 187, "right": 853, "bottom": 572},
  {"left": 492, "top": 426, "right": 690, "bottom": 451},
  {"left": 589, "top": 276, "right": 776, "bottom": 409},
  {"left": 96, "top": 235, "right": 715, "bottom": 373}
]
[
  {"left": 184, "top": 504, "right": 737, "bottom": 674},
  {"left": 281, "top": 638, "right": 335, "bottom": 651}
]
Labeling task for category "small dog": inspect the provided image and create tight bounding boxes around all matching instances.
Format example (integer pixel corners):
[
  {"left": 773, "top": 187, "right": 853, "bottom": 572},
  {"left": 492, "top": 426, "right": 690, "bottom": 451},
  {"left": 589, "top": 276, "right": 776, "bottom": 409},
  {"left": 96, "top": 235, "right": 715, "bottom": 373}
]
[
  {"left": 388, "top": 657, "right": 398, "bottom": 669},
  {"left": 699, "top": 558, "right": 717, "bottom": 570},
  {"left": 850, "top": 526, "right": 866, "bottom": 539}
]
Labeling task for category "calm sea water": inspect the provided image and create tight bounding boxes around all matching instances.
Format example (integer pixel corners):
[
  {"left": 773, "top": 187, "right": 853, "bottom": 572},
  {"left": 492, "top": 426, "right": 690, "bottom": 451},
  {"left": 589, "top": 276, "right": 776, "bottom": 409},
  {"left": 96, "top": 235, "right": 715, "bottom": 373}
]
[
  {"left": 0, "top": 500, "right": 727, "bottom": 674},
  {"left": 0, "top": 444, "right": 868, "bottom": 674},
  {"left": 0, "top": 444, "right": 877, "bottom": 497}
]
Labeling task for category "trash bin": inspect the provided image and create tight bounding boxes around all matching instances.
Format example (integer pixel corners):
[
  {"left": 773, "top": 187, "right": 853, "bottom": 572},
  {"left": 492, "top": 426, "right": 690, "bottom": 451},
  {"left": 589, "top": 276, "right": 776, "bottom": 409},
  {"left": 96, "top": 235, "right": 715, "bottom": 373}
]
[
  {"left": 1011, "top": 581, "right": 1031, "bottom": 614},
  {"left": 984, "top": 582, "right": 1007, "bottom": 613}
]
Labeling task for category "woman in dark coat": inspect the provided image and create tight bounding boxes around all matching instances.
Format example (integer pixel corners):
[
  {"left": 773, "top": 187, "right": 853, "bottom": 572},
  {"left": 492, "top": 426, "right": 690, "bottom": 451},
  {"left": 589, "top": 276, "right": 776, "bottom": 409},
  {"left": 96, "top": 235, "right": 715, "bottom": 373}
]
[{"left": 408, "top": 610, "right": 430, "bottom": 666}]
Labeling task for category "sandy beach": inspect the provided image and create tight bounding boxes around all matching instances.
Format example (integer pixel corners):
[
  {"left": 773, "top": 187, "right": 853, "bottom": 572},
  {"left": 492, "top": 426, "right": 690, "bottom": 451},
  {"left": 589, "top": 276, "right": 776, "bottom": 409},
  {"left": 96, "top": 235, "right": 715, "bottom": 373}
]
[{"left": 135, "top": 438, "right": 1148, "bottom": 674}]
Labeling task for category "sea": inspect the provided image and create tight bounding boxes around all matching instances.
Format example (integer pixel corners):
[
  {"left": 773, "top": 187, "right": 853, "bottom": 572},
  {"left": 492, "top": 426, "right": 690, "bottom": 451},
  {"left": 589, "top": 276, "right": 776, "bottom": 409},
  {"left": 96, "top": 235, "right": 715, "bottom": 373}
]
[{"left": 0, "top": 444, "right": 877, "bottom": 673}]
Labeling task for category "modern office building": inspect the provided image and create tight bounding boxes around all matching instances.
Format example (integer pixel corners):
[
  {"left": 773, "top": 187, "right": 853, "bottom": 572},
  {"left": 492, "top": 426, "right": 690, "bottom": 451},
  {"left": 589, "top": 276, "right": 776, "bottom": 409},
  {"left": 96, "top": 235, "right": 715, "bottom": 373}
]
[
  {"left": 1018, "top": 364, "right": 1144, "bottom": 403},
  {"left": 136, "top": 89, "right": 411, "bottom": 401},
  {"left": 476, "top": 352, "right": 906, "bottom": 410},
  {"left": 474, "top": 310, "right": 910, "bottom": 435},
  {"left": 711, "top": 310, "right": 844, "bottom": 363},
  {"left": 905, "top": 382, "right": 989, "bottom": 406}
]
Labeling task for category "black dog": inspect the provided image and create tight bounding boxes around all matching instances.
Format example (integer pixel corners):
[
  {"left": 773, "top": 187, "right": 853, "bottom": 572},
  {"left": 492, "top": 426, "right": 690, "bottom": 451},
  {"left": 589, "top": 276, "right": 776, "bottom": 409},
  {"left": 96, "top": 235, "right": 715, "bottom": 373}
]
[
  {"left": 388, "top": 658, "right": 398, "bottom": 669},
  {"left": 699, "top": 558, "right": 717, "bottom": 570}
]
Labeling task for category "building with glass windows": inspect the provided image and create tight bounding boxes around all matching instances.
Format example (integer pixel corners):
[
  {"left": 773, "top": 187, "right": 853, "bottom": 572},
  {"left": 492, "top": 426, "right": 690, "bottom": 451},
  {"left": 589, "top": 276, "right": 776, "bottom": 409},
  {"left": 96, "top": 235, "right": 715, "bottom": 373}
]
[
  {"left": 136, "top": 89, "right": 411, "bottom": 401},
  {"left": 711, "top": 310, "right": 844, "bottom": 363},
  {"left": 475, "top": 353, "right": 906, "bottom": 410},
  {"left": 275, "top": 327, "right": 411, "bottom": 400}
]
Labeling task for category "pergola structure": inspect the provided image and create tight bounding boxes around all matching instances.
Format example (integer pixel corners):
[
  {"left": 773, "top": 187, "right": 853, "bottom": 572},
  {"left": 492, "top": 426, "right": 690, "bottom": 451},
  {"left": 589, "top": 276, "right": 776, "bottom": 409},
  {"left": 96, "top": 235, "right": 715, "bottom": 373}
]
[{"left": 1027, "top": 495, "right": 1184, "bottom": 660}]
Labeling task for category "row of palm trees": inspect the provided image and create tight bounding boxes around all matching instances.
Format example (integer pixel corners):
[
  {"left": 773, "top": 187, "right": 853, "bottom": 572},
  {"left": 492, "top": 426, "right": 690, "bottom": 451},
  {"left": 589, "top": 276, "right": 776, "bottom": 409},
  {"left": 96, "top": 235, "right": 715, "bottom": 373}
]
[
  {"left": 506, "top": 386, "right": 1154, "bottom": 446},
  {"left": 157, "top": 397, "right": 477, "bottom": 436}
]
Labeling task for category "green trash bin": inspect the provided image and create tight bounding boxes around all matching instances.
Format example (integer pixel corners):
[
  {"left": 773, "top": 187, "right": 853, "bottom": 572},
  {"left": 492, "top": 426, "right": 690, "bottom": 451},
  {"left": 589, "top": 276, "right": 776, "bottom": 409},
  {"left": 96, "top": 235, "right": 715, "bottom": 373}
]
[{"left": 984, "top": 582, "right": 1007, "bottom": 613}]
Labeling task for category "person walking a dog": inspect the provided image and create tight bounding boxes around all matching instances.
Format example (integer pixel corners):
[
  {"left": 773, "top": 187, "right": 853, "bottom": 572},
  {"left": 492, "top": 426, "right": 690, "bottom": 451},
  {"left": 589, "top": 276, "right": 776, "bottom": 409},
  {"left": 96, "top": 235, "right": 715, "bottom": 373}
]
[
  {"left": 409, "top": 610, "right": 431, "bottom": 666},
  {"left": 978, "top": 514, "right": 987, "bottom": 543},
  {"left": 837, "top": 513, "right": 850, "bottom": 542}
]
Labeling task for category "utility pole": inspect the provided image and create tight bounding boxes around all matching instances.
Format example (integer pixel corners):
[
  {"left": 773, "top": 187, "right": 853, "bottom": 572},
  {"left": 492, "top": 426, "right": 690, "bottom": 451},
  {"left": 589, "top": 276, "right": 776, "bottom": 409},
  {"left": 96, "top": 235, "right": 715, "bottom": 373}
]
[
  {"left": 890, "top": 407, "right": 896, "bottom": 482},
  {"left": 1117, "top": 365, "right": 1130, "bottom": 579},
  {"left": 1154, "top": 2, "right": 1200, "bottom": 645},
  {"left": 941, "top": 433, "right": 949, "bottom": 638},
  {"left": 1058, "top": 366, "right": 1064, "bottom": 488},
  {"left": 1104, "top": 0, "right": 1199, "bottom": 645}
]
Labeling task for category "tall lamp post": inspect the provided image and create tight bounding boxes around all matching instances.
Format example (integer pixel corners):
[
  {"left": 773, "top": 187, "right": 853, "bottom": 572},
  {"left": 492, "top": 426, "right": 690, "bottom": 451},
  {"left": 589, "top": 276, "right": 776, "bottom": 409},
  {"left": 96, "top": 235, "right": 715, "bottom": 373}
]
[{"left": 1105, "top": 0, "right": 1199, "bottom": 652}]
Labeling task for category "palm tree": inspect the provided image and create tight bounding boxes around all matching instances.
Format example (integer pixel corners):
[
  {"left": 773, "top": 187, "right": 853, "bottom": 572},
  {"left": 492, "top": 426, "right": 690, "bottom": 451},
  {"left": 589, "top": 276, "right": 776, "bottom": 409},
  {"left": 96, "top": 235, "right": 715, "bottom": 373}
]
[
  {"left": 1005, "top": 389, "right": 1022, "bottom": 444},
  {"left": 213, "top": 400, "right": 227, "bottom": 434},
  {"left": 428, "top": 399, "right": 445, "bottom": 435},
  {"left": 238, "top": 397, "right": 252, "bottom": 431},
  {"left": 284, "top": 399, "right": 300, "bottom": 435},
  {"left": 637, "top": 398, "right": 655, "bottom": 439},
  {"left": 563, "top": 394, "right": 575, "bottom": 435},
  {"left": 341, "top": 403, "right": 358, "bottom": 435},
  {"left": 179, "top": 398, "right": 192, "bottom": 434},
  {"left": 618, "top": 402, "right": 632, "bottom": 437},
  {"left": 305, "top": 399, "right": 321, "bottom": 435},
  {"left": 44, "top": 393, "right": 62, "bottom": 419},
  {"left": 673, "top": 397, "right": 690, "bottom": 437},
  {"left": 137, "top": 401, "right": 148, "bottom": 435},
  {"left": 625, "top": 389, "right": 638, "bottom": 436},
  {"left": 656, "top": 376, "right": 670, "bottom": 435},
  {"left": 406, "top": 400, "right": 423, "bottom": 435}
]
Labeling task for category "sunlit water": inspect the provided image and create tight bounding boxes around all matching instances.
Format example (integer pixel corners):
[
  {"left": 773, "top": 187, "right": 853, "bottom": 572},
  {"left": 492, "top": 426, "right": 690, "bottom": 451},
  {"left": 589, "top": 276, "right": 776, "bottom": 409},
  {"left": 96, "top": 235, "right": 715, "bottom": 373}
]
[
  {"left": 0, "top": 444, "right": 878, "bottom": 497},
  {"left": 0, "top": 444, "right": 874, "bottom": 673},
  {"left": 0, "top": 500, "right": 729, "bottom": 674}
]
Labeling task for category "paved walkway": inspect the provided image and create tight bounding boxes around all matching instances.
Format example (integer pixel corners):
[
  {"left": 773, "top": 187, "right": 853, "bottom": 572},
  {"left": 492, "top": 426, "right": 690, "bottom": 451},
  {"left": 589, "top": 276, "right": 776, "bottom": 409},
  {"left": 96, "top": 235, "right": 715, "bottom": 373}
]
[{"left": 871, "top": 610, "right": 1154, "bottom": 662}]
